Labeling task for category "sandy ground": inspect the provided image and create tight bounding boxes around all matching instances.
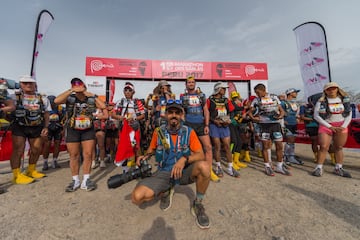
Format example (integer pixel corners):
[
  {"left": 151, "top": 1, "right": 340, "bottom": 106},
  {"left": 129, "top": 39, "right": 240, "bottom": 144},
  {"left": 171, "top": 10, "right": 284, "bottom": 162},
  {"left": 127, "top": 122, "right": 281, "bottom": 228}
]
[{"left": 0, "top": 144, "right": 359, "bottom": 240}]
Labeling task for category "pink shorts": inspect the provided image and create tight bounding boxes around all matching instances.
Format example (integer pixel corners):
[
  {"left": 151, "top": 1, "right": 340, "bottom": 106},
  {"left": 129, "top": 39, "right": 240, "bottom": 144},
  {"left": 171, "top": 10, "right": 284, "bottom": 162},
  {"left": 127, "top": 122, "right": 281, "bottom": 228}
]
[{"left": 318, "top": 121, "right": 348, "bottom": 135}]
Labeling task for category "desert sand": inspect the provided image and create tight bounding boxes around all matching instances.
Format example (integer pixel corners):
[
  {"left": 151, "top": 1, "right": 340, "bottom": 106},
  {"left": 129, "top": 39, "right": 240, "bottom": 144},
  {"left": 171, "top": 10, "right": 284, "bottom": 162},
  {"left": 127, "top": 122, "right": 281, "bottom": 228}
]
[{"left": 0, "top": 144, "right": 359, "bottom": 240}]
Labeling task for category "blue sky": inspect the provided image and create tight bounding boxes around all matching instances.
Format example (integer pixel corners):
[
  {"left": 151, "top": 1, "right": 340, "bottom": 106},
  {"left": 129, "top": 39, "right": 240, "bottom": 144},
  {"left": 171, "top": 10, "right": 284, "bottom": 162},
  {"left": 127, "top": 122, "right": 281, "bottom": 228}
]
[{"left": 1, "top": 0, "right": 360, "bottom": 99}]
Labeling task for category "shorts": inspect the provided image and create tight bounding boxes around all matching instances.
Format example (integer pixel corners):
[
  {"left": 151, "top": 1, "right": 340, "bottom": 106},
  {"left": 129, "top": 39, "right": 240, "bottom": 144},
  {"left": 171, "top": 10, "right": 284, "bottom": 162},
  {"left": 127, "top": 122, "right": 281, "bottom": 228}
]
[
  {"left": 306, "top": 127, "right": 319, "bottom": 137},
  {"left": 11, "top": 123, "right": 43, "bottom": 138},
  {"left": 209, "top": 123, "right": 230, "bottom": 138},
  {"left": 259, "top": 123, "right": 283, "bottom": 141},
  {"left": 105, "top": 129, "right": 119, "bottom": 138},
  {"left": 136, "top": 164, "right": 195, "bottom": 196},
  {"left": 65, "top": 126, "right": 96, "bottom": 143},
  {"left": 318, "top": 121, "right": 348, "bottom": 135},
  {"left": 47, "top": 128, "right": 62, "bottom": 141},
  {"left": 184, "top": 122, "right": 206, "bottom": 136}
]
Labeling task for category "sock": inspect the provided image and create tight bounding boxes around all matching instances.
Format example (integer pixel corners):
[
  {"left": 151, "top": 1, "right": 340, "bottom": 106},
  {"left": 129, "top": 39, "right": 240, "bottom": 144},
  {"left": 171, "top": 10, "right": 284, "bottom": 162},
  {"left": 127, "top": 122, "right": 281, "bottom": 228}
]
[
  {"left": 316, "top": 164, "right": 323, "bottom": 169},
  {"left": 72, "top": 175, "right": 80, "bottom": 183},
  {"left": 216, "top": 161, "right": 221, "bottom": 167},
  {"left": 228, "top": 162, "right": 233, "bottom": 169},
  {"left": 83, "top": 174, "right": 90, "bottom": 183},
  {"left": 264, "top": 162, "right": 271, "bottom": 168},
  {"left": 195, "top": 192, "right": 205, "bottom": 202},
  {"left": 335, "top": 163, "right": 342, "bottom": 169},
  {"left": 123, "top": 166, "right": 129, "bottom": 173},
  {"left": 277, "top": 162, "right": 283, "bottom": 168}
]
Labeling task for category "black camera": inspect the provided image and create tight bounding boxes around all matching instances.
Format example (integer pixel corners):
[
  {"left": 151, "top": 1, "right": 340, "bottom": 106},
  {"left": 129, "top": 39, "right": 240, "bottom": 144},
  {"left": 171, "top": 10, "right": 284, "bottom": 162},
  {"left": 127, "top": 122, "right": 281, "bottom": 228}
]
[{"left": 107, "top": 159, "right": 152, "bottom": 189}]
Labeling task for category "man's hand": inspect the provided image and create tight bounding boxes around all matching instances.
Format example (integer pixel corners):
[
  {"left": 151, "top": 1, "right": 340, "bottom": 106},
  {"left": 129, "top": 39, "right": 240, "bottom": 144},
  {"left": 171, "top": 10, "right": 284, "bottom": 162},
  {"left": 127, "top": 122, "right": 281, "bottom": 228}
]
[{"left": 171, "top": 157, "right": 186, "bottom": 180}]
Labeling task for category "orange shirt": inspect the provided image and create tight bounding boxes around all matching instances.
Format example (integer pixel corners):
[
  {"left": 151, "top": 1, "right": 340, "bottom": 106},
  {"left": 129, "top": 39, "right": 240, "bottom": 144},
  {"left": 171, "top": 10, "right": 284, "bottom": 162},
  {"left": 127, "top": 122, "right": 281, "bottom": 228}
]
[{"left": 149, "top": 128, "right": 202, "bottom": 153}]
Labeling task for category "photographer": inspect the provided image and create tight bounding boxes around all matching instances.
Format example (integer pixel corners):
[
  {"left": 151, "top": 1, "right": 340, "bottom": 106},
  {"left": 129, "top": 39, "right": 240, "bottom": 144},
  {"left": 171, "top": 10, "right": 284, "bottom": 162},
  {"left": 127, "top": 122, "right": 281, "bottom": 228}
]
[{"left": 131, "top": 100, "right": 211, "bottom": 229}]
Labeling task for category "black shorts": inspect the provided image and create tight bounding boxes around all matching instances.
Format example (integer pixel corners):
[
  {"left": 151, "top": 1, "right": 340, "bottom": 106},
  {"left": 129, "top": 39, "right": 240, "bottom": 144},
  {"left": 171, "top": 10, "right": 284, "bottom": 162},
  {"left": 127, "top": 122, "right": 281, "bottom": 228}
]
[
  {"left": 306, "top": 127, "right": 319, "bottom": 137},
  {"left": 136, "top": 164, "right": 195, "bottom": 196},
  {"left": 47, "top": 129, "right": 62, "bottom": 141},
  {"left": 105, "top": 129, "right": 119, "bottom": 138},
  {"left": 11, "top": 123, "right": 43, "bottom": 138},
  {"left": 259, "top": 123, "right": 283, "bottom": 141},
  {"left": 184, "top": 122, "right": 205, "bottom": 136},
  {"left": 65, "top": 126, "right": 96, "bottom": 143}
]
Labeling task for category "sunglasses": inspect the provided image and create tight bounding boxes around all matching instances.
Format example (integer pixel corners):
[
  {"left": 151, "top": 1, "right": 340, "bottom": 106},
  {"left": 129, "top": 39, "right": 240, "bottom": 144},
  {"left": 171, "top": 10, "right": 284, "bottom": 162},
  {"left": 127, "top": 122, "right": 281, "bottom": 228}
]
[
  {"left": 166, "top": 99, "right": 182, "bottom": 105},
  {"left": 124, "top": 88, "right": 133, "bottom": 92},
  {"left": 72, "top": 81, "right": 84, "bottom": 87}
]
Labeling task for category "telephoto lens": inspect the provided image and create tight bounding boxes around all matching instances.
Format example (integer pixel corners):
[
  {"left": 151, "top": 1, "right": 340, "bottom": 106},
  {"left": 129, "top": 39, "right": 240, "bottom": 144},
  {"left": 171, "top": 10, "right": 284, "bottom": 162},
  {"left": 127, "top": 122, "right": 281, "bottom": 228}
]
[{"left": 107, "top": 159, "right": 152, "bottom": 189}]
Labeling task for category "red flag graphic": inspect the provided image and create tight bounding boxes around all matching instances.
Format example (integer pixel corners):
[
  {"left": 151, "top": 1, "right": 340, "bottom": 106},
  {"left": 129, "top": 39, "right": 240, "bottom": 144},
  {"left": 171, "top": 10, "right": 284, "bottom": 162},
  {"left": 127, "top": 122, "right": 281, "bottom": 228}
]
[
  {"left": 114, "top": 120, "right": 140, "bottom": 164},
  {"left": 109, "top": 79, "right": 115, "bottom": 103}
]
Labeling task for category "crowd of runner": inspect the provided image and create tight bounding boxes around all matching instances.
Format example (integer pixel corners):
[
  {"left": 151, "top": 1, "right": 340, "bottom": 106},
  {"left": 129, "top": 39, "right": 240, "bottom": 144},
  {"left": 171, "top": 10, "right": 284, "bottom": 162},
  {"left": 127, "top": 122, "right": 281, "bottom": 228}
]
[{"left": 0, "top": 75, "right": 355, "bottom": 228}]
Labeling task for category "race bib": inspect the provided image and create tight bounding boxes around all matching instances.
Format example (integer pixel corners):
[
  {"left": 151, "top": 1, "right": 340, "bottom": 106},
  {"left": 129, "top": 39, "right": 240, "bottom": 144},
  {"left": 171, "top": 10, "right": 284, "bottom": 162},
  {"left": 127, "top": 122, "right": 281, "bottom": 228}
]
[
  {"left": 49, "top": 113, "right": 60, "bottom": 121},
  {"left": 328, "top": 102, "right": 344, "bottom": 114},
  {"left": 74, "top": 115, "right": 92, "bottom": 130}
]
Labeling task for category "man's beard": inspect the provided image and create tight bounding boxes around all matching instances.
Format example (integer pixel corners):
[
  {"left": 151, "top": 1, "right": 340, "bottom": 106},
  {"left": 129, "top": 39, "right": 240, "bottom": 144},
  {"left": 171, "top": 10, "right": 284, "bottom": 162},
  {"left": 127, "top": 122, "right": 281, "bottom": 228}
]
[{"left": 167, "top": 117, "right": 180, "bottom": 133}]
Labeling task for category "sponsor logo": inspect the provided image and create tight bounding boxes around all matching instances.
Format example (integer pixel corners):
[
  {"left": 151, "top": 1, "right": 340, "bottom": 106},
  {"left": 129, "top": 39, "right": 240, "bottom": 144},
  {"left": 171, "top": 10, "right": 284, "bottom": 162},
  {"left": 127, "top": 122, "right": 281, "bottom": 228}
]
[
  {"left": 90, "top": 60, "right": 114, "bottom": 73},
  {"left": 303, "top": 57, "right": 324, "bottom": 70},
  {"left": 88, "top": 80, "right": 104, "bottom": 88},
  {"left": 301, "top": 42, "right": 323, "bottom": 55},
  {"left": 307, "top": 73, "right": 327, "bottom": 84},
  {"left": 245, "top": 65, "right": 264, "bottom": 77}
]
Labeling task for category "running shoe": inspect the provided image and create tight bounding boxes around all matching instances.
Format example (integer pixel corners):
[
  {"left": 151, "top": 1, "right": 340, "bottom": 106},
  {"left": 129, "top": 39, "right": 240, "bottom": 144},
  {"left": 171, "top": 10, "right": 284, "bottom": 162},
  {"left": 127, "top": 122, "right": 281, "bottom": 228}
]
[
  {"left": 312, "top": 167, "right": 323, "bottom": 177},
  {"left": 91, "top": 160, "right": 100, "bottom": 169},
  {"left": 264, "top": 166, "right": 275, "bottom": 176},
  {"left": 80, "top": 179, "right": 97, "bottom": 191},
  {"left": 52, "top": 161, "right": 61, "bottom": 169},
  {"left": 42, "top": 162, "right": 49, "bottom": 171},
  {"left": 275, "top": 164, "right": 291, "bottom": 176},
  {"left": 214, "top": 166, "right": 224, "bottom": 178},
  {"left": 333, "top": 168, "right": 352, "bottom": 178},
  {"left": 160, "top": 187, "right": 174, "bottom": 211},
  {"left": 191, "top": 200, "right": 210, "bottom": 229},
  {"left": 285, "top": 156, "right": 303, "bottom": 165},
  {"left": 65, "top": 180, "right": 80, "bottom": 192},
  {"left": 100, "top": 161, "right": 107, "bottom": 168},
  {"left": 224, "top": 167, "right": 240, "bottom": 178}
]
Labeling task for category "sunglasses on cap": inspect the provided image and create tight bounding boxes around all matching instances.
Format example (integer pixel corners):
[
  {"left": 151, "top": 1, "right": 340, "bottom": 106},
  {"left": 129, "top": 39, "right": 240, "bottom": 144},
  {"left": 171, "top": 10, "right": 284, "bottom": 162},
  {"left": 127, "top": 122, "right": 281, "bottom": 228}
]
[
  {"left": 71, "top": 81, "right": 84, "bottom": 87},
  {"left": 166, "top": 99, "right": 182, "bottom": 105}
]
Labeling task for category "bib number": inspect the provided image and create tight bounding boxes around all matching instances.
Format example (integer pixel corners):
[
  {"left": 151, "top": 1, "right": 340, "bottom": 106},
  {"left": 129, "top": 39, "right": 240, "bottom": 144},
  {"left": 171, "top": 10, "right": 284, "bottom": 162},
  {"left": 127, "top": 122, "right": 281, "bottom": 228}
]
[{"left": 74, "top": 115, "right": 92, "bottom": 130}]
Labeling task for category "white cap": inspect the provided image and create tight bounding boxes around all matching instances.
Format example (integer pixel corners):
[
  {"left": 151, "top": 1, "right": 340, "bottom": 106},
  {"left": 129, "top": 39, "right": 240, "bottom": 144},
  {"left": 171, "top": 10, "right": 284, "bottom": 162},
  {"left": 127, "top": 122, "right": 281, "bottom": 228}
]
[{"left": 19, "top": 75, "right": 36, "bottom": 83}]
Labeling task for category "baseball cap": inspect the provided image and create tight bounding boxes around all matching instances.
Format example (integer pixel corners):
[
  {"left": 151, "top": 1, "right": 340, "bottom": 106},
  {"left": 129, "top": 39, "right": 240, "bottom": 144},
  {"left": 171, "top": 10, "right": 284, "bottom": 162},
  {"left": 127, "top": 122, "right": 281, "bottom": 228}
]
[
  {"left": 124, "top": 82, "right": 135, "bottom": 91},
  {"left": 323, "top": 82, "right": 339, "bottom": 90},
  {"left": 212, "top": 82, "right": 228, "bottom": 95},
  {"left": 19, "top": 75, "right": 36, "bottom": 83},
  {"left": 159, "top": 80, "right": 171, "bottom": 87},
  {"left": 71, "top": 78, "right": 84, "bottom": 85},
  {"left": 285, "top": 88, "right": 300, "bottom": 95},
  {"left": 166, "top": 99, "right": 183, "bottom": 111},
  {"left": 230, "top": 91, "right": 240, "bottom": 99}
]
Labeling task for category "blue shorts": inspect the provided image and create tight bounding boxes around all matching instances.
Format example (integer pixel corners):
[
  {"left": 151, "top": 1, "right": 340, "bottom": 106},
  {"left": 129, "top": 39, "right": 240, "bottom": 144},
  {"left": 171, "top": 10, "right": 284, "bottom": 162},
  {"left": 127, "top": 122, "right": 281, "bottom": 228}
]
[{"left": 209, "top": 123, "right": 230, "bottom": 138}]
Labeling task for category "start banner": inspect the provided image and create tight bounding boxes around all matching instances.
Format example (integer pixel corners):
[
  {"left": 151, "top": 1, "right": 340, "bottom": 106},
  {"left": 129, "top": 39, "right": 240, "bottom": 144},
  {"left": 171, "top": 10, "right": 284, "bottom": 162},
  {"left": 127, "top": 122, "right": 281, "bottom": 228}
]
[{"left": 85, "top": 57, "right": 268, "bottom": 81}]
